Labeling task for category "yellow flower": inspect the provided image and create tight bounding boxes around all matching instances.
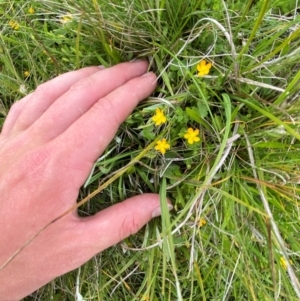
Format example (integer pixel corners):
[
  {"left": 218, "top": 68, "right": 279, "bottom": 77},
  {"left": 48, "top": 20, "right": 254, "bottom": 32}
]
[
  {"left": 279, "top": 256, "right": 292, "bottom": 270},
  {"left": 28, "top": 7, "right": 35, "bottom": 14},
  {"left": 61, "top": 14, "right": 73, "bottom": 24},
  {"left": 24, "top": 71, "right": 30, "bottom": 77},
  {"left": 184, "top": 128, "right": 200, "bottom": 144},
  {"left": 198, "top": 219, "right": 207, "bottom": 227},
  {"left": 155, "top": 139, "right": 170, "bottom": 155},
  {"left": 152, "top": 108, "right": 167, "bottom": 126},
  {"left": 9, "top": 20, "right": 20, "bottom": 30},
  {"left": 197, "top": 60, "right": 212, "bottom": 77}
]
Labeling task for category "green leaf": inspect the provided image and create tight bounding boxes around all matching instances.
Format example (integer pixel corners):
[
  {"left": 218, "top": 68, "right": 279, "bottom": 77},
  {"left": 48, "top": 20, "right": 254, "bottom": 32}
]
[
  {"left": 141, "top": 125, "right": 155, "bottom": 140},
  {"left": 197, "top": 101, "right": 209, "bottom": 118},
  {"left": 186, "top": 107, "right": 210, "bottom": 129}
]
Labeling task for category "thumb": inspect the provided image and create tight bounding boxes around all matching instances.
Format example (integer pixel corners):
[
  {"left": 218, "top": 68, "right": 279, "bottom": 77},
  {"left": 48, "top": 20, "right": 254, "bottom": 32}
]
[{"left": 78, "top": 193, "right": 172, "bottom": 252}]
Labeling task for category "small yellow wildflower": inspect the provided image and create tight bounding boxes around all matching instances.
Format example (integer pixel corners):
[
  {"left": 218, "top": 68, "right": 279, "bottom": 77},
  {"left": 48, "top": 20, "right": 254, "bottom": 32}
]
[
  {"left": 198, "top": 219, "right": 207, "bottom": 227},
  {"left": 184, "top": 128, "right": 200, "bottom": 145},
  {"left": 152, "top": 108, "right": 167, "bottom": 126},
  {"left": 197, "top": 60, "right": 212, "bottom": 77},
  {"left": 279, "top": 256, "right": 293, "bottom": 270},
  {"left": 155, "top": 139, "right": 170, "bottom": 155},
  {"left": 28, "top": 7, "right": 35, "bottom": 14},
  {"left": 60, "top": 14, "right": 73, "bottom": 24},
  {"left": 24, "top": 71, "right": 30, "bottom": 77},
  {"left": 9, "top": 20, "right": 20, "bottom": 30},
  {"left": 141, "top": 295, "right": 150, "bottom": 301}
]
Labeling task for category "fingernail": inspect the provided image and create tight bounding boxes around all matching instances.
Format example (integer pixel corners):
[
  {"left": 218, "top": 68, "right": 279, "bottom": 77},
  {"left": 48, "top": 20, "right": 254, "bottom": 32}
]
[
  {"left": 151, "top": 204, "right": 173, "bottom": 218},
  {"left": 98, "top": 65, "right": 106, "bottom": 69}
]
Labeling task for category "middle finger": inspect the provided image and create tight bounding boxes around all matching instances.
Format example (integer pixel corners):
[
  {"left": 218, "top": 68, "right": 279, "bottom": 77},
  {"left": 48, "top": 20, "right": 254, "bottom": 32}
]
[{"left": 28, "top": 61, "right": 149, "bottom": 143}]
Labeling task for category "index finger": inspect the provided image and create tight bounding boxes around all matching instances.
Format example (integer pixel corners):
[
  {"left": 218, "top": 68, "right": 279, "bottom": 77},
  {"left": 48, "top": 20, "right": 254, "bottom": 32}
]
[
  {"left": 52, "top": 71, "right": 157, "bottom": 188},
  {"left": 28, "top": 61, "right": 150, "bottom": 143}
]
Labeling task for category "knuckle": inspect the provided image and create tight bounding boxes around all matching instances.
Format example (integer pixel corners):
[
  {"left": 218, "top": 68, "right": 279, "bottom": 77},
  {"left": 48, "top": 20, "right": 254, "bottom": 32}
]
[
  {"left": 119, "top": 214, "right": 142, "bottom": 240},
  {"left": 34, "top": 82, "right": 52, "bottom": 97},
  {"left": 93, "top": 97, "right": 121, "bottom": 126},
  {"left": 24, "top": 146, "right": 52, "bottom": 175},
  {"left": 7, "top": 145, "right": 54, "bottom": 192},
  {"left": 8, "top": 101, "right": 22, "bottom": 115},
  {"left": 69, "top": 76, "right": 94, "bottom": 94}
]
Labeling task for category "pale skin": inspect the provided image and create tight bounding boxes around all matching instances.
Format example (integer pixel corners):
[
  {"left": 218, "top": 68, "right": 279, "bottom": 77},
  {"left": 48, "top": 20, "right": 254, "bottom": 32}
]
[{"left": 0, "top": 61, "right": 168, "bottom": 300}]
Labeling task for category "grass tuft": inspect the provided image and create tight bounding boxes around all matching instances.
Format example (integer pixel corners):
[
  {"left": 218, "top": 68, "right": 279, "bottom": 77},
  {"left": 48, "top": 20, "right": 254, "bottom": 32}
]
[{"left": 1, "top": 0, "right": 300, "bottom": 300}]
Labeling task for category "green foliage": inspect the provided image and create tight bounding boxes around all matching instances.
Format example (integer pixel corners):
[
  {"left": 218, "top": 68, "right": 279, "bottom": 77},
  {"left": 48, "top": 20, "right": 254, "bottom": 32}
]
[{"left": 1, "top": 0, "right": 300, "bottom": 300}]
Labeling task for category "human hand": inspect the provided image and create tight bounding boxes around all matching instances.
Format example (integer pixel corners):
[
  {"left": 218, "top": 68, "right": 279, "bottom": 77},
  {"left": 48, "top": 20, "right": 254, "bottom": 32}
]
[{"left": 0, "top": 61, "right": 167, "bottom": 300}]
